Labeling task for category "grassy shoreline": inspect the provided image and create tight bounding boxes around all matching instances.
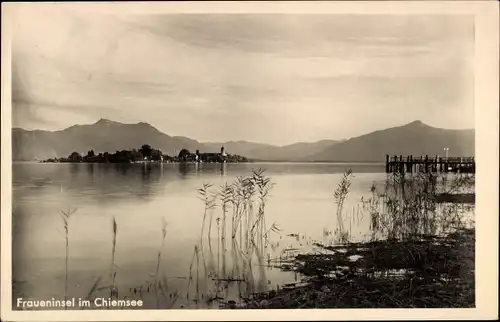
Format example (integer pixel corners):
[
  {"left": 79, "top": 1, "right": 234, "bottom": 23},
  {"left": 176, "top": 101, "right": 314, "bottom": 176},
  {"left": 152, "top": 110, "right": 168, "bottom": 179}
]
[{"left": 225, "top": 227, "right": 474, "bottom": 309}]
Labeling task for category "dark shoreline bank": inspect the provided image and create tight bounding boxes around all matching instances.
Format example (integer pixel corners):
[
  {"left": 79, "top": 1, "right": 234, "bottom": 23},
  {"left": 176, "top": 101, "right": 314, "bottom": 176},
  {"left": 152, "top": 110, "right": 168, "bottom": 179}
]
[{"left": 223, "top": 228, "right": 475, "bottom": 309}]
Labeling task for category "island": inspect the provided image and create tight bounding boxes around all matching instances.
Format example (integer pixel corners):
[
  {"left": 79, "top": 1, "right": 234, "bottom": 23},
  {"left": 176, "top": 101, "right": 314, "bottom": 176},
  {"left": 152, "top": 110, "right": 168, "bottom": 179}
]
[{"left": 40, "top": 145, "right": 250, "bottom": 164}]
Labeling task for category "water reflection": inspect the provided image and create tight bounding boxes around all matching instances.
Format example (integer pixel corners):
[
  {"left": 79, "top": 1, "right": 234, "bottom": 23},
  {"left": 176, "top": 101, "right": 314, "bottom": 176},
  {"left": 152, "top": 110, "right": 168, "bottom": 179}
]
[
  {"left": 221, "top": 163, "right": 228, "bottom": 177},
  {"left": 173, "top": 162, "right": 229, "bottom": 178},
  {"left": 176, "top": 162, "right": 198, "bottom": 177},
  {"left": 13, "top": 163, "right": 168, "bottom": 203},
  {"left": 86, "top": 163, "right": 95, "bottom": 183}
]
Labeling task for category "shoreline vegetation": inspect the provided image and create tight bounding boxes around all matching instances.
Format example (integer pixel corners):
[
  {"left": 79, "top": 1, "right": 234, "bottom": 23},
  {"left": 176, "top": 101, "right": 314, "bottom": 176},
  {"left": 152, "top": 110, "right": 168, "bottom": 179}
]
[
  {"left": 234, "top": 227, "right": 474, "bottom": 308},
  {"left": 217, "top": 170, "right": 475, "bottom": 309},
  {"left": 218, "top": 170, "right": 474, "bottom": 309},
  {"left": 13, "top": 166, "right": 475, "bottom": 310},
  {"left": 39, "top": 144, "right": 250, "bottom": 164}
]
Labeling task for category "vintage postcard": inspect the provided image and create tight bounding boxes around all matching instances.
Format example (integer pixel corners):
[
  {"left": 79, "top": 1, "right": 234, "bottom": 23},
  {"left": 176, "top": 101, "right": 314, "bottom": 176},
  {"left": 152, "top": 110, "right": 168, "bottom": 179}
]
[{"left": 1, "top": 1, "right": 498, "bottom": 321}]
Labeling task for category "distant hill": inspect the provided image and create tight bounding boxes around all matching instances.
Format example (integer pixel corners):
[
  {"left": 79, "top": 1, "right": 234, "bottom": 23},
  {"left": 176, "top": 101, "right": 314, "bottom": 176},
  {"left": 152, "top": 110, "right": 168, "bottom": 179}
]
[
  {"left": 202, "top": 140, "right": 341, "bottom": 161},
  {"left": 305, "top": 120, "right": 475, "bottom": 162},
  {"left": 245, "top": 140, "right": 341, "bottom": 161},
  {"left": 11, "top": 119, "right": 474, "bottom": 162},
  {"left": 12, "top": 119, "right": 205, "bottom": 161}
]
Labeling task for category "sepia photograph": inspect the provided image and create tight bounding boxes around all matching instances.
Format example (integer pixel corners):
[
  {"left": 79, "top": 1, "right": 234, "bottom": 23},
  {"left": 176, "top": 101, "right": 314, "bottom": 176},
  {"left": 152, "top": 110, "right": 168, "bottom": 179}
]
[{"left": 1, "top": 1, "right": 498, "bottom": 321}]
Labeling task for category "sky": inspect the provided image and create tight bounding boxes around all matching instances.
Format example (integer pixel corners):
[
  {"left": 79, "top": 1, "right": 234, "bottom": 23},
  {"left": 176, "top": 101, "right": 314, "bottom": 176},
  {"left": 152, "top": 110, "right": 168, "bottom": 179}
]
[{"left": 11, "top": 6, "right": 475, "bottom": 146}]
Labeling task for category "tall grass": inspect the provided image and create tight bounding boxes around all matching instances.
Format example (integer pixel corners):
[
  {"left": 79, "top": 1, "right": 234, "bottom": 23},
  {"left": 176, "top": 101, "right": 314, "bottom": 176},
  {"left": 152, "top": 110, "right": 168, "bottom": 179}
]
[
  {"left": 190, "top": 169, "right": 280, "bottom": 307},
  {"left": 195, "top": 245, "right": 200, "bottom": 308},
  {"left": 220, "top": 183, "right": 232, "bottom": 245},
  {"left": 198, "top": 184, "right": 217, "bottom": 242},
  {"left": 250, "top": 169, "right": 274, "bottom": 251},
  {"left": 110, "top": 217, "right": 118, "bottom": 298},
  {"left": 155, "top": 217, "right": 168, "bottom": 286},
  {"left": 198, "top": 169, "right": 278, "bottom": 256},
  {"left": 51, "top": 170, "right": 279, "bottom": 310},
  {"left": 155, "top": 218, "right": 168, "bottom": 308},
  {"left": 59, "top": 207, "right": 77, "bottom": 307},
  {"left": 333, "top": 169, "right": 353, "bottom": 244},
  {"left": 361, "top": 171, "right": 475, "bottom": 241},
  {"left": 324, "top": 169, "right": 475, "bottom": 245},
  {"left": 438, "top": 171, "right": 475, "bottom": 195}
]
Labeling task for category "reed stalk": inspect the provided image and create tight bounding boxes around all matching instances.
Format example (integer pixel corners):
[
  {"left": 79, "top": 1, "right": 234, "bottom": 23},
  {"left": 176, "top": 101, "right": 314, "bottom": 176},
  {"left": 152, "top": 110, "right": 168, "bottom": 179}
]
[
  {"left": 216, "top": 217, "right": 221, "bottom": 297},
  {"left": 186, "top": 245, "right": 197, "bottom": 300},
  {"left": 195, "top": 245, "right": 200, "bottom": 308},
  {"left": 208, "top": 210, "right": 214, "bottom": 241},
  {"left": 155, "top": 218, "right": 167, "bottom": 308},
  {"left": 155, "top": 217, "right": 167, "bottom": 286},
  {"left": 333, "top": 169, "right": 353, "bottom": 244},
  {"left": 220, "top": 183, "right": 232, "bottom": 246},
  {"left": 59, "top": 207, "right": 76, "bottom": 308},
  {"left": 110, "top": 217, "right": 117, "bottom": 297},
  {"left": 198, "top": 184, "right": 217, "bottom": 243}
]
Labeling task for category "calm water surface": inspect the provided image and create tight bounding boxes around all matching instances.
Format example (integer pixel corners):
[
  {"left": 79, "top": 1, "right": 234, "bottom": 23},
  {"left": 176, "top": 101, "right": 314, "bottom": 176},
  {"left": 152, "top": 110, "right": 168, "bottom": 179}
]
[{"left": 13, "top": 162, "right": 387, "bottom": 309}]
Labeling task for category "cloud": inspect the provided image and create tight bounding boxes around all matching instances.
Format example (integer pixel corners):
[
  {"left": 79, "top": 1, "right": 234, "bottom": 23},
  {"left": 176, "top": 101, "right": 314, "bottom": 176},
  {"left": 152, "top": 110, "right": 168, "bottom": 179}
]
[
  {"left": 10, "top": 8, "right": 474, "bottom": 145},
  {"left": 118, "top": 14, "right": 472, "bottom": 57}
]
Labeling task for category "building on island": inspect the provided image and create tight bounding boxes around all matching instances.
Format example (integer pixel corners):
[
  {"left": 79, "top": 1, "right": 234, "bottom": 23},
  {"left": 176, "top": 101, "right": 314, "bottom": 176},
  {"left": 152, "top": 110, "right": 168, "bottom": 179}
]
[
  {"left": 197, "top": 146, "right": 227, "bottom": 163},
  {"left": 180, "top": 146, "right": 226, "bottom": 163},
  {"left": 176, "top": 146, "right": 227, "bottom": 163}
]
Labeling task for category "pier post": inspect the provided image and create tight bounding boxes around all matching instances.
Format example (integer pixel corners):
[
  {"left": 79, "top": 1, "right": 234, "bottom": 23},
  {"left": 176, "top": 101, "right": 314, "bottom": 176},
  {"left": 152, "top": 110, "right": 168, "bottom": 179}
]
[
  {"left": 385, "top": 154, "right": 390, "bottom": 173},
  {"left": 424, "top": 155, "right": 429, "bottom": 173}
]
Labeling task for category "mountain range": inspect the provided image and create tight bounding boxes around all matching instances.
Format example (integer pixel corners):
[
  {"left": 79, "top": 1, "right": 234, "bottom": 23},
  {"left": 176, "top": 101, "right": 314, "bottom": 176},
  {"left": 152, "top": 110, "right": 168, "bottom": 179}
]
[{"left": 12, "top": 119, "right": 474, "bottom": 162}]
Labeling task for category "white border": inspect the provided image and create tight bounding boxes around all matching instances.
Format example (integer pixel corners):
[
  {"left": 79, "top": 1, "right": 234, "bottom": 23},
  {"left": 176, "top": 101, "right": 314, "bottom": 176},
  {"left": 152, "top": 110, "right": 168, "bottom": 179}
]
[{"left": 1, "top": 1, "right": 498, "bottom": 321}]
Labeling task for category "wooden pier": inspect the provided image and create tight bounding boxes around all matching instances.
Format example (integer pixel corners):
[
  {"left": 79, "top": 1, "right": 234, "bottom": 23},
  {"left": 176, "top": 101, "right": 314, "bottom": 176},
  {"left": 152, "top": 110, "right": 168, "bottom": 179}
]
[{"left": 385, "top": 155, "right": 475, "bottom": 174}]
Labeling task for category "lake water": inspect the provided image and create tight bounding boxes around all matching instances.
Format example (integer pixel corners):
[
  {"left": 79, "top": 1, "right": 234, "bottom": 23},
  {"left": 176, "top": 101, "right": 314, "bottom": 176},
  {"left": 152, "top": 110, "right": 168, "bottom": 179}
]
[{"left": 11, "top": 162, "right": 403, "bottom": 309}]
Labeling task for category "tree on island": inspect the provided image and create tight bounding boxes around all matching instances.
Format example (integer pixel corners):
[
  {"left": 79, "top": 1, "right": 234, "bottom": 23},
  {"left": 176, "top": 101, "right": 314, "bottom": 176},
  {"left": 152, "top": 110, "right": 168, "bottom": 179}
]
[
  {"left": 69, "top": 152, "right": 82, "bottom": 162},
  {"left": 130, "top": 149, "right": 143, "bottom": 162},
  {"left": 178, "top": 149, "right": 191, "bottom": 161},
  {"left": 150, "top": 149, "right": 163, "bottom": 161},
  {"left": 139, "top": 144, "right": 153, "bottom": 160}
]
